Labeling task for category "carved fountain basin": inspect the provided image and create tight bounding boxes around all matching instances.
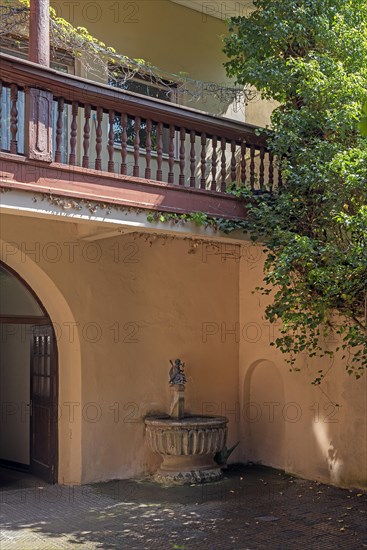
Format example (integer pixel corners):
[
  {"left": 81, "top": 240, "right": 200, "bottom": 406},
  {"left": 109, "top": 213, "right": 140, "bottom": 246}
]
[{"left": 145, "top": 414, "right": 228, "bottom": 484}]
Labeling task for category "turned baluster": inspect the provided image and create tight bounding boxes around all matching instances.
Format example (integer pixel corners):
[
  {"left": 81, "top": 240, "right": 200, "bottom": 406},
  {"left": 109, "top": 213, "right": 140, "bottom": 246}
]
[
  {"left": 133, "top": 116, "right": 140, "bottom": 177},
  {"left": 268, "top": 151, "right": 274, "bottom": 190},
  {"left": 168, "top": 124, "right": 175, "bottom": 184},
  {"left": 259, "top": 146, "right": 265, "bottom": 189},
  {"left": 55, "top": 98, "right": 65, "bottom": 163},
  {"left": 156, "top": 122, "right": 163, "bottom": 181},
  {"left": 240, "top": 141, "right": 246, "bottom": 185},
  {"left": 200, "top": 132, "right": 206, "bottom": 188},
  {"left": 108, "top": 110, "right": 115, "bottom": 173},
  {"left": 10, "top": 84, "right": 18, "bottom": 154},
  {"left": 179, "top": 128, "right": 185, "bottom": 185},
  {"left": 211, "top": 136, "right": 218, "bottom": 191},
  {"left": 190, "top": 130, "right": 196, "bottom": 187},
  {"left": 145, "top": 119, "right": 152, "bottom": 179},
  {"left": 82, "top": 104, "right": 91, "bottom": 168},
  {"left": 95, "top": 106, "right": 103, "bottom": 171},
  {"left": 220, "top": 138, "right": 226, "bottom": 192},
  {"left": 231, "top": 140, "right": 237, "bottom": 183},
  {"left": 250, "top": 144, "right": 256, "bottom": 191},
  {"left": 120, "top": 113, "right": 127, "bottom": 175},
  {"left": 69, "top": 100, "right": 78, "bottom": 166}
]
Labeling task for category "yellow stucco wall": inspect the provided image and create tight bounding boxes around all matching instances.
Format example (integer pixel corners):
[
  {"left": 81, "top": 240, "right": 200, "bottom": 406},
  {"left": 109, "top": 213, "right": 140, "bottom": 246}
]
[
  {"left": 50, "top": 0, "right": 272, "bottom": 125},
  {"left": 2, "top": 212, "right": 364, "bottom": 488},
  {"left": 238, "top": 249, "right": 367, "bottom": 489},
  {"left": 0, "top": 213, "right": 240, "bottom": 483},
  {"left": 52, "top": 0, "right": 227, "bottom": 81}
]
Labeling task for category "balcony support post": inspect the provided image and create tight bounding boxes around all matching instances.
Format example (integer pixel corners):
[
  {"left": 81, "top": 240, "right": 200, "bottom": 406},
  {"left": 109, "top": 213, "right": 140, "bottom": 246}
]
[
  {"left": 27, "top": 1, "right": 53, "bottom": 161},
  {"left": 29, "top": 0, "right": 50, "bottom": 67}
]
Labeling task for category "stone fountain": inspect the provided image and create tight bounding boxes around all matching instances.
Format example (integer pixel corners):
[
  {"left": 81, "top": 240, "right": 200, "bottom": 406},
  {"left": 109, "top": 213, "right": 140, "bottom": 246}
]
[{"left": 144, "top": 359, "right": 228, "bottom": 484}]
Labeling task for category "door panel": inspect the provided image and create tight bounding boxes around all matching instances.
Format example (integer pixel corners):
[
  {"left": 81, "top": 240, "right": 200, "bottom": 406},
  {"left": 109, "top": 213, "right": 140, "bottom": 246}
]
[{"left": 30, "top": 325, "right": 57, "bottom": 483}]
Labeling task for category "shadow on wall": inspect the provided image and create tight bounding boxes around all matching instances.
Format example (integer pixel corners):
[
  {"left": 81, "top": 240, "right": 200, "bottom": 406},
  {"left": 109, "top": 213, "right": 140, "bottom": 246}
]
[
  {"left": 242, "top": 358, "right": 367, "bottom": 489},
  {"left": 242, "top": 360, "right": 286, "bottom": 469},
  {"left": 242, "top": 359, "right": 341, "bottom": 481}
]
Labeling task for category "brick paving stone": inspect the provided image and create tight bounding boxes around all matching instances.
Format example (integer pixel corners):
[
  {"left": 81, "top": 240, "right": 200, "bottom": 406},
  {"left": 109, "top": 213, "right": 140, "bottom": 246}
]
[{"left": 0, "top": 465, "right": 366, "bottom": 549}]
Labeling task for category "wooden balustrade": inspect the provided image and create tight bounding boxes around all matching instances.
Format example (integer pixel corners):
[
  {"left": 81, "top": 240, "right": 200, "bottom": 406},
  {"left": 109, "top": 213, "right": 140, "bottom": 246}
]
[
  {"left": 55, "top": 97, "right": 64, "bottom": 163},
  {"left": 0, "top": 53, "right": 280, "bottom": 195}
]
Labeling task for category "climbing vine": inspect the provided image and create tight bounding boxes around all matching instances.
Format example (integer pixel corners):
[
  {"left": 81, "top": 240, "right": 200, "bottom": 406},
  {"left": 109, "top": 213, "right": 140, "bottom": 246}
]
[
  {"left": 0, "top": 0, "right": 256, "bottom": 106},
  {"left": 222, "top": 0, "right": 367, "bottom": 381}
]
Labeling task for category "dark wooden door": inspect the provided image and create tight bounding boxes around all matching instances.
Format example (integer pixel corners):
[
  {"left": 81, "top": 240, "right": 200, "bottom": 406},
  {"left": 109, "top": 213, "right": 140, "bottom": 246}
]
[{"left": 30, "top": 325, "right": 57, "bottom": 483}]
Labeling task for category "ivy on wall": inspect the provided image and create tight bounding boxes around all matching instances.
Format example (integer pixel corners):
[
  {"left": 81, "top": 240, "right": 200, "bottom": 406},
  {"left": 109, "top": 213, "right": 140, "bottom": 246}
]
[{"left": 223, "top": 0, "right": 367, "bottom": 381}]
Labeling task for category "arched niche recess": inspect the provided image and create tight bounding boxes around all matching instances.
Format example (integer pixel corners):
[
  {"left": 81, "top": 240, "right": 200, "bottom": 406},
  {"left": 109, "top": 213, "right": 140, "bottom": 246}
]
[{"left": 242, "top": 359, "right": 286, "bottom": 469}]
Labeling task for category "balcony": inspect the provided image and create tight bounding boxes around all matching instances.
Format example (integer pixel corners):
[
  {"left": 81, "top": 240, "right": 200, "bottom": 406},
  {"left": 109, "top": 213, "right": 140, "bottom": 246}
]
[{"left": 0, "top": 53, "right": 278, "bottom": 219}]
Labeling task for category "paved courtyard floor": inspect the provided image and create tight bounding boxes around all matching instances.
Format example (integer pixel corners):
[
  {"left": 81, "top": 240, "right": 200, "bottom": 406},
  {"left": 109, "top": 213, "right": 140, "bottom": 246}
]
[{"left": 1, "top": 464, "right": 366, "bottom": 549}]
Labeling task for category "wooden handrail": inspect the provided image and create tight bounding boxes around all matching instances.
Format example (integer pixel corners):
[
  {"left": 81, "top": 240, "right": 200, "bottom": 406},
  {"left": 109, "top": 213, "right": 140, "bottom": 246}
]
[
  {"left": 0, "top": 52, "right": 280, "bottom": 194},
  {"left": 0, "top": 53, "right": 267, "bottom": 147}
]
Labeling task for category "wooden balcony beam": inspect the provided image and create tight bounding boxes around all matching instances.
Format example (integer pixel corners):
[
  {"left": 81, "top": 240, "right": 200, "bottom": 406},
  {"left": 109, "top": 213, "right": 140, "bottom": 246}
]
[{"left": 0, "top": 153, "right": 247, "bottom": 219}]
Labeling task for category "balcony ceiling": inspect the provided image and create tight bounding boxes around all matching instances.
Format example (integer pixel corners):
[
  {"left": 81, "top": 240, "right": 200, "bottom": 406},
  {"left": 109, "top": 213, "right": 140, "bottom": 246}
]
[{"left": 169, "top": 0, "right": 251, "bottom": 20}]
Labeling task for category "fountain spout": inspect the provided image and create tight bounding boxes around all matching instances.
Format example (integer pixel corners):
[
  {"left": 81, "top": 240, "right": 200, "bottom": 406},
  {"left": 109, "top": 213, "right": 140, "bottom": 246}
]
[{"left": 168, "top": 359, "right": 186, "bottom": 419}]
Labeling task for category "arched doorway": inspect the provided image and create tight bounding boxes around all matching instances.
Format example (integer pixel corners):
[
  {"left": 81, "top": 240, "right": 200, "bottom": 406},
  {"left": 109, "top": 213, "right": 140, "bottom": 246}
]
[{"left": 0, "top": 262, "right": 58, "bottom": 483}]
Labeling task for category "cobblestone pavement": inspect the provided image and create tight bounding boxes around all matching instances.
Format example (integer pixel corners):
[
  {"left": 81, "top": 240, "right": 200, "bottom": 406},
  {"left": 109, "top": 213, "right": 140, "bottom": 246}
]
[{"left": 1, "top": 465, "right": 366, "bottom": 549}]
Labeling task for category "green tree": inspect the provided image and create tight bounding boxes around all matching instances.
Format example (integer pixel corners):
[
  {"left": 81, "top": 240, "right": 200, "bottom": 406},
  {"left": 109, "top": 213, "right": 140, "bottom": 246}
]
[{"left": 224, "top": 0, "right": 367, "bottom": 381}]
